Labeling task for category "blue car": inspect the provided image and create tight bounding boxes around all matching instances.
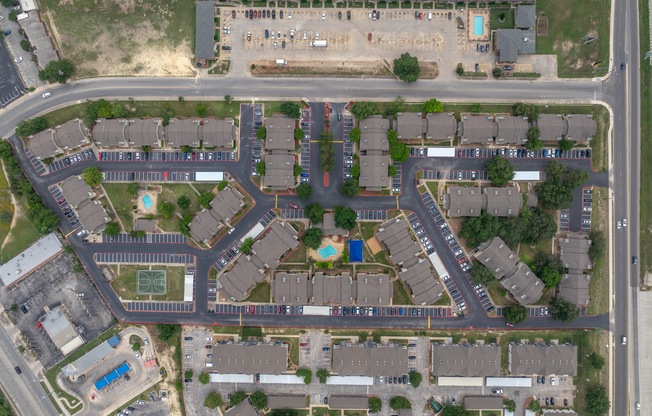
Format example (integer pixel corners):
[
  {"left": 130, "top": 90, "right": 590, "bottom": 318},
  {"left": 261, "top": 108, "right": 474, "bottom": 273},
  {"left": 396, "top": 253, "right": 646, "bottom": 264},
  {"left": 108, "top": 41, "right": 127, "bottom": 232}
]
[
  {"left": 300, "top": 173, "right": 309, "bottom": 178},
  {"left": 542, "top": 149, "right": 547, "bottom": 157}
]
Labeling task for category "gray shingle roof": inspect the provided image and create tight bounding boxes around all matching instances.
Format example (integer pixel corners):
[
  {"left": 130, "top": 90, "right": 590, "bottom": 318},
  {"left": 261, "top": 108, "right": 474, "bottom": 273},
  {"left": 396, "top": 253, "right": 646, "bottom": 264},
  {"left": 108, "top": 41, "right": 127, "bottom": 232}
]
[
  {"left": 318, "top": 213, "right": 348, "bottom": 236},
  {"left": 559, "top": 274, "right": 591, "bottom": 305},
  {"left": 264, "top": 154, "right": 295, "bottom": 189},
  {"left": 484, "top": 187, "right": 522, "bottom": 217},
  {"left": 328, "top": 396, "right": 369, "bottom": 410},
  {"left": 464, "top": 396, "right": 504, "bottom": 410},
  {"left": 445, "top": 186, "right": 483, "bottom": 217},
  {"left": 212, "top": 342, "right": 288, "bottom": 375},
  {"left": 515, "top": 4, "right": 536, "bottom": 29},
  {"left": 559, "top": 234, "right": 592, "bottom": 270},
  {"left": 458, "top": 114, "right": 496, "bottom": 144},
  {"left": 431, "top": 344, "right": 501, "bottom": 377},
  {"left": 92, "top": 119, "right": 127, "bottom": 147},
  {"left": 29, "top": 129, "right": 59, "bottom": 159},
  {"left": 195, "top": 1, "right": 215, "bottom": 59},
  {"left": 273, "top": 272, "right": 309, "bottom": 304},
  {"left": 189, "top": 208, "right": 223, "bottom": 243},
  {"left": 53, "top": 119, "right": 90, "bottom": 150},
  {"left": 126, "top": 118, "right": 162, "bottom": 148},
  {"left": 564, "top": 114, "right": 596, "bottom": 141},
  {"left": 134, "top": 219, "right": 157, "bottom": 232},
  {"left": 396, "top": 113, "right": 424, "bottom": 140},
  {"left": 398, "top": 259, "right": 445, "bottom": 305},
  {"left": 500, "top": 262, "right": 544, "bottom": 305},
  {"left": 508, "top": 344, "right": 578, "bottom": 376},
  {"left": 202, "top": 118, "right": 236, "bottom": 148},
  {"left": 264, "top": 115, "right": 295, "bottom": 151},
  {"left": 312, "top": 272, "right": 353, "bottom": 305},
  {"left": 495, "top": 115, "right": 530, "bottom": 144},
  {"left": 76, "top": 200, "right": 109, "bottom": 234},
  {"left": 210, "top": 187, "right": 245, "bottom": 222},
  {"left": 166, "top": 118, "right": 199, "bottom": 147},
  {"left": 377, "top": 218, "right": 421, "bottom": 266},
  {"left": 356, "top": 273, "right": 392, "bottom": 305},
  {"left": 536, "top": 114, "right": 567, "bottom": 141},
  {"left": 60, "top": 176, "right": 94, "bottom": 209},
  {"left": 359, "top": 116, "right": 390, "bottom": 152},
  {"left": 267, "top": 396, "right": 307, "bottom": 409},
  {"left": 332, "top": 342, "right": 408, "bottom": 377},
  {"left": 426, "top": 113, "right": 457, "bottom": 140},
  {"left": 359, "top": 154, "right": 388, "bottom": 191},
  {"left": 496, "top": 29, "right": 536, "bottom": 62}
]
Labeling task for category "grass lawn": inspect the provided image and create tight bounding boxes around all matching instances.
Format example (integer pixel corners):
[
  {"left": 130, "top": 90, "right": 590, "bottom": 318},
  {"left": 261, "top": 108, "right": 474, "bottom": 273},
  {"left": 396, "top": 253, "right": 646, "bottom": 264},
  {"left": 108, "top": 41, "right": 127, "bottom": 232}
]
[
  {"left": 588, "top": 187, "right": 609, "bottom": 314},
  {"left": 489, "top": 8, "right": 514, "bottom": 30},
  {"left": 244, "top": 281, "right": 271, "bottom": 303},
  {"left": 156, "top": 183, "right": 202, "bottom": 232},
  {"left": 536, "top": 0, "right": 610, "bottom": 77},
  {"left": 517, "top": 238, "right": 553, "bottom": 265},
  {"left": 264, "top": 101, "right": 300, "bottom": 117},
  {"left": 103, "top": 183, "right": 136, "bottom": 231},
  {"left": 343, "top": 411, "right": 367, "bottom": 416},
  {"left": 0, "top": 163, "right": 13, "bottom": 253},
  {"left": 640, "top": 0, "right": 652, "bottom": 283},
  {"left": 284, "top": 243, "right": 307, "bottom": 263},
  {"left": 486, "top": 280, "right": 515, "bottom": 307},
  {"left": 0, "top": 195, "right": 41, "bottom": 264},
  {"left": 192, "top": 183, "right": 217, "bottom": 194},
  {"left": 45, "top": 325, "right": 121, "bottom": 414},
  {"left": 433, "top": 290, "right": 451, "bottom": 306},
  {"left": 272, "top": 337, "right": 300, "bottom": 368},
  {"left": 312, "top": 408, "right": 340, "bottom": 416},
  {"left": 40, "top": 101, "right": 242, "bottom": 128},
  {"left": 358, "top": 222, "right": 378, "bottom": 241},
  {"left": 591, "top": 105, "right": 609, "bottom": 172},
  {"left": 110, "top": 265, "right": 186, "bottom": 301},
  {"left": 209, "top": 267, "right": 218, "bottom": 280},
  {"left": 425, "top": 181, "right": 439, "bottom": 199},
  {"left": 393, "top": 280, "right": 415, "bottom": 305}
]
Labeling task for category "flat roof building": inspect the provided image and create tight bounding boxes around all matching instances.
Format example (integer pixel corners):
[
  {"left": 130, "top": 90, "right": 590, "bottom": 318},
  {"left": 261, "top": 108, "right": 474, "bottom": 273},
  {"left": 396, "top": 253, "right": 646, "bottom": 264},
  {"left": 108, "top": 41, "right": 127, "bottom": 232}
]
[
  {"left": 359, "top": 154, "right": 388, "bottom": 191},
  {"left": 495, "top": 115, "right": 529, "bottom": 144},
  {"left": 508, "top": 343, "right": 578, "bottom": 376},
  {"left": 195, "top": 1, "right": 215, "bottom": 60},
  {"left": 211, "top": 341, "right": 288, "bottom": 375},
  {"left": 312, "top": 272, "right": 354, "bottom": 305},
  {"left": 274, "top": 272, "right": 309, "bottom": 305},
  {"left": 398, "top": 259, "right": 445, "bottom": 305},
  {"left": 464, "top": 396, "right": 504, "bottom": 411},
  {"left": 166, "top": 118, "right": 200, "bottom": 147},
  {"left": 564, "top": 114, "right": 596, "bottom": 142},
  {"left": 0, "top": 233, "right": 62, "bottom": 287},
  {"left": 426, "top": 113, "right": 457, "bottom": 141},
  {"left": 267, "top": 396, "right": 307, "bottom": 409},
  {"left": 536, "top": 114, "right": 567, "bottom": 142},
  {"left": 328, "top": 396, "right": 369, "bottom": 410},
  {"left": 559, "top": 234, "right": 592, "bottom": 271},
  {"left": 264, "top": 115, "right": 295, "bottom": 151},
  {"left": 202, "top": 118, "right": 236, "bottom": 148},
  {"left": 332, "top": 342, "right": 408, "bottom": 377},
  {"left": 359, "top": 116, "right": 390, "bottom": 153},
  {"left": 356, "top": 273, "right": 392, "bottom": 305},
  {"left": 395, "top": 113, "right": 424, "bottom": 140},
  {"left": 458, "top": 114, "right": 496, "bottom": 144},
  {"left": 431, "top": 343, "right": 501, "bottom": 377},
  {"left": 40, "top": 305, "right": 85, "bottom": 356},
  {"left": 558, "top": 273, "right": 591, "bottom": 305},
  {"left": 62, "top": 334, "right": 120, "bottom": 377}
]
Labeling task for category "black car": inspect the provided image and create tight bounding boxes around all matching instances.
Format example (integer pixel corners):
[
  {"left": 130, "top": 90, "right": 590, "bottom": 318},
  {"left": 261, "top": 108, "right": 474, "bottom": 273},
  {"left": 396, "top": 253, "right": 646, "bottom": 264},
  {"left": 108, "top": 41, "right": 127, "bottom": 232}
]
[
  {"left": 222, "top": 45, "right": 232, "bottom": 50},
  {"left": 282, "top": 40, "right": 286, "bottom": 49},
  {"left": 272, "top": 9, "right": 276, "bottom": 19},
  {"left": 415, "top": 10, "right": 419, "bottom": 19},
  {"left": 245, "top": 10, "right": 249, "bottom": 18},
  {"left": 347, "top": 10, "right": 351, "bottom": 20},
  {"left": 279, "top": 10, "right": 283, "bottom": 18},
  {"left": 267, "top": 9, "right": 270, "bottom": 18},
  {"left": 184, "top": 336, "right": 193, "bottom": 341},
  {"left": 14, "top": 367, "right": 21, "bottom": 374},
  {"left": 184, "top": 379, "right": 192, "bottom": 382},
  {"left": 376, "top": 11, "right": 380, "bottom": 20},
  {"left": 448, "top": 11, "right": 452, "bottom": 20},
  {"left": 265, "top": 29, "right": 269, "bottom": 38},
  {"left": 338, "top": 11, "right": 342, "bottom": 19}
]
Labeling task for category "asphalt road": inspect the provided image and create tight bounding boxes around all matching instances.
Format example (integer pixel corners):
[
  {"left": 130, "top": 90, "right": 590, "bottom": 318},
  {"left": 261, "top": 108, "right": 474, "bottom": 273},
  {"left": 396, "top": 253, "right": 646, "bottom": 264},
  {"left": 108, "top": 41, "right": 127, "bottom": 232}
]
[{"left": 0, "top": 323, "right": 58, "bottom": 416}]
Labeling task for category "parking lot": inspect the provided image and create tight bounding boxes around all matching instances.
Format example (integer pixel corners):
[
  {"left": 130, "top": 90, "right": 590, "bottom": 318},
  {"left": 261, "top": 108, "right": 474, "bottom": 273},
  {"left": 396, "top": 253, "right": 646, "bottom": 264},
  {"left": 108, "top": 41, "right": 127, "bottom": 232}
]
[
  {"left": 103, "top": 233, "right": 188, "bottom": 244},
  {"left": 24, "top": 148, "right": 47, "bottom": 176},
  {"left": 0, "top": 253, "right": 115, "bottom": 369},
  {"left": 0, "top": 37, "right": 25, "bottom": 108},
  {"left": 299, "top": 108, "right": 311, "bottom": 183},
  {"left": 98, "top": 150, "right": 235, "bottom": 163},
  {"left": 126, "top": 301, "right": 193, "bottom": 312},
  {"left": 94, "top": 252, "right": 195, "bottom": 265},
  {"left": 455, "top": 147, "right": 592, "bottom": 160},
  {"left": 423, "top": 169, "right": 489, "bottom": 181},
  {"left": 181, "top": 327, "right": 220, "bottom": 416},
  {"left": 581, "top": 188, "right": 593, "bottom": 232},
  {"left": 48, "top": 148, "right": 96, "bottom": 173},
  {"left": 101, "top": 170, "right": 198, "bottom": 183},
  {"left": 50, "top": 185, "right": 84, "bottom": 234},
  {"left": 341, "top": 112, "right": 354, "bottom": 180}
]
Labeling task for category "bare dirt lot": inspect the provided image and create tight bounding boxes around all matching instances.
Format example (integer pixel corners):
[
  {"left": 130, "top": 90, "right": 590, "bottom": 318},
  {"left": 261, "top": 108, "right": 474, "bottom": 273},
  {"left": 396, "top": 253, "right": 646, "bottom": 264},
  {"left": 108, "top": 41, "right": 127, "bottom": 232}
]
[
  {"left": 0, "top": 253, "right": 115, "bottom": 369},
  {"left": 40, "top": 0, "right": 197, "bottom": 77}
]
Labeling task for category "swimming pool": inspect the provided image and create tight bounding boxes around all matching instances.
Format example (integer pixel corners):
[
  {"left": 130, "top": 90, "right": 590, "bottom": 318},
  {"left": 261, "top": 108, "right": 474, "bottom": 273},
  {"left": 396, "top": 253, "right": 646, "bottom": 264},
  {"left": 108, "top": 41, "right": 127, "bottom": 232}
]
[
  {"left": 317, "top": 245, "right": 337, "bottom": 259},
  {"left": 142, "top": 195, "right": 152, "bottom": 210},
  {"left": 473, "top": 15, "right": 484, "bottom": 36}
]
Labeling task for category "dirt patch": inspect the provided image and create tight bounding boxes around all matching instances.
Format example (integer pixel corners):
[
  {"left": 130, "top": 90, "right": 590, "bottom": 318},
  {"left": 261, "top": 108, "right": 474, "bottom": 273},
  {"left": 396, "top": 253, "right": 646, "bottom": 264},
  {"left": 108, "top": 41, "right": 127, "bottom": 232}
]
[
  {"left": 148, "top": 326, "right": 182, "bottom": 415},
  {"left": 418, "top": 61, "right": 439, "bottom": 79},
  {"left": 251, "top": 60, "right": 394, "bottom": 78}
]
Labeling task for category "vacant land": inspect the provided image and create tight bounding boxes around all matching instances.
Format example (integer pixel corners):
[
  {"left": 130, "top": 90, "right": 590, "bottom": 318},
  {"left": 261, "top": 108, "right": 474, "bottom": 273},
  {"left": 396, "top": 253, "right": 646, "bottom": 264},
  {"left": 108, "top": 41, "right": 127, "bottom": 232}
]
[
  {"left": 536, "top": 0, "right": 610, "bottom": 77},
  {"left": 589, "top": 187, "right": 609, "bottom": 314},
  {"left": 110, "top": 265, "right": 186, "bottom": 301},
  {"left": 639, "top": 0, "right": 652, "bottom": 285},
  {"left": 40, "top": 0, "right": 196, "bottom": 77},
  {"left": 0, "top": 194, "right": 41, "bottom": 264}
]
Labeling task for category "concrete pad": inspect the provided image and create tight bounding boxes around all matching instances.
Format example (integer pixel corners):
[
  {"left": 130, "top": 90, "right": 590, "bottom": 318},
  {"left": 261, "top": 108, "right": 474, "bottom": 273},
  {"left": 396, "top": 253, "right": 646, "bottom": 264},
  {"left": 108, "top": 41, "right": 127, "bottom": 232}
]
[{"left": 20, "top": 14, "right": 58, "bottom": 70}]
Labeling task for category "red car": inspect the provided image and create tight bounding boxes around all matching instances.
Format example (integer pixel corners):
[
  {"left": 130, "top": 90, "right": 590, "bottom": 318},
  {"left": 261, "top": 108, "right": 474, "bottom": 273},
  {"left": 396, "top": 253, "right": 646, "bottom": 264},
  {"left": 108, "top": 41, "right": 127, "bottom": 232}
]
[
  {"left": 257, "top": 10, "right": 261, "bottom": 18},
  {"left": 299, "top": 342, "right": 308, "bottom": 347},
  {"left": 419, "top": 12, "right": 423, "bottom": 20},
  {"left": 191, "top": 152, "right": 196, "bottom": 160},
  {"left": 289, "top": 202, "right": 298, "bottom": 209}
]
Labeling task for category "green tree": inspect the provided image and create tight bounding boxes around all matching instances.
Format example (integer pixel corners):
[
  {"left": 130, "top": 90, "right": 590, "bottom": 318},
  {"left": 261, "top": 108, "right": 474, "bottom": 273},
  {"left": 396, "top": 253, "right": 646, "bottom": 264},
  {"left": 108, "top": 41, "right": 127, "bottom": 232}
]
[
  {"left": 589, "top": 352, "right": 605, "bottom": 370},
  {"left": 127, "top": 183, "right": 140, "bottom": 197},
  {"left": 38, "top": 59, "right": 74, "bottom": 83},
  {"left": 526, "top": 126, "right": 543, "bottom": 150},
  {"left": 294, "top": 128, "right": 304, "bottom": 141},
  {"left": 350, "top": 102, "right": 378, "bottom": 120},
  {"left": 268, "top": 410, "right": 298, "bottom": 416},
  {"left": 350, "top": 163, "right": 360, "bottom": 178},
  {"left": 512, "top": 102, "right": 540, "bottom": 121},
  {"left": 1, "top": 0, "right": 14, "bottom": 7},
  {"left": 334, "top": 206, "right": 357, "bottom": 230},
  {"left": 198, "top": 192, "right": 214, "bottom": 208},
  {"left": 385, "top": 95, "right": 406, "bottom": 117},
  {"left": 319, "top": 130, "right": 335, "bottom": 172},
  {"left": 348, "top": 127, "right": 361, "bottom": 143},
  {"left": 230, "top": 391, "right": 247, "bottom": 405},
  {"left": 177, "top": 195, "right": 191, "bottom": 210},
  {"left": 8, "top": 10, "right": 18, "bottom": 21},
  {"left": 130, "top": 230, "right": 146, "bottom": 238},
  {"left": 316, "top": 368, "right": 330, "bottom": 384},
  {"left": 423, "top": 98, "right": 443, "bottom": 113},
  {"left": 204, "top": 391, "right": 223, "bottom": 408},
  {"left": 388, "top": 165, "right": 398, "bottom": 177},
  {"left": 178, "top": 96, "right": 185, "bottom": 103},
  {"left": 504, "top": 305, "right": 528, "bottom": 324},
  {"left": 178, "top": 213, "right": 194, "bottom": 236},
  {"left": 241, "top": 237, "right": 254, "bottom": 254},
  {"left": 388, "top": 130, "right": 410, "bottom": 162},
  {"left": 456, "top": 63, "right": 464, "bottom": 76},
  {"left": 20, "top": 39, "right": 30, "bottom": 51},
  {"left": 559, "top": 138, "right": 574, "bottom": 151},
  {"left": 195, "top": 102, "right": 208, "bottom": 117},
  {"left": 302, "top": 228, "right": 323, "bottom": 250},
  {"left": 305, "top": 203, "right": 324, "bottom": 224},
  {"left": 15, "top": 117, "right": 47, "bottom": 137},
  {"left": 104, "top": 222, "right": 120, "bottom": 236},
  {"left": 369, "top": 397, "right": 382, "bottom": 413},
  {"left": 296, "top": 183, "right": 312, "bottom": 200},
  {"left": 293, "top": 164, "right": 303, "bottom": 177},
  {"left": 111, "top": 101, "right": 128, "bottom": 118},
  {"left": 0, "top": 211, "right": 12, "bottom": 224},
  {"left": 131, "top": 342, "right": 141, "bottom": 351},
  {"left": 486, "top": 156, "right": 515, "bottom": 186},
  {"left": 156, "top": 324, "right": 180, "bottom": 343},
  {"left": 157, "top": 201, "right": 175, "bottom": 219},
  {"left": 472, "top": 103, "right": 482, "bottom": 113},
  {"left": 256, "top": 161, "right": 266, "bottom": 176},
  {"left": 82, "top": 166, "right": 102, "bottom": 186},
  {"left": 251, "top": 391, "right": 267, "bottom": 410},
  {"left": 550, "top": 296, "right": 580, "bottom": 322},
  {"left": 441, "top": 406, "right": 470, "bottom": 416},
  {"left": 340, "top": 179, "right": 360, "bottom": 197},
  {"left": 492, "top": 67, "right": 503, "bottom": 78},
  {"left": 389, "top": 396, "right": 411, "bottom": 410},
  {"left": 408, "top": 371, "right": 422, "bottom": 387},
  {"left": 218, "top": 180, "right": 229, "bottom": 191},
  {"left": 0, "top": 141, "right": 13, "bottom": 159},
  {"left": 589, "top": 230, "right": 605, "bottom": 263},
  {"left": 224, "top": 94, "right": 233, "bottom": 104},
  {"left": 393, "top": 52, "right": 420, "bottom": 83},
  {"left": 459, "top": 213, "right": 503, "bottom": 247},
  {"left": 470, "top": 261, "right": 494, "bottom": 285},
  {"left": 535, "top": 161, "right": 589, "bottom": 209},
  {"left": 280, "top": 101, "right": 301, "bottom": 119},
  {"left": 521, "top": 208, "right": 557, "bottom": 244},
  {"left": 256, "top": 126, "right": 267, "bottom": 140},
  {"left": 198, "top": 371, "right": 210, "bottom": 384},
  {"left": 540, "top": 266, "right": 562, "bottom": 288},
  {"left": 585, "top": 384, "right": 610, "bottom": 416},
  {"left": 296, "top": 368, "right": 312, "bottom": 384},
  {"left": 504, "top": 399, "right": 516, "bottom": 412},
  {"left": 527, "top": 399, "right": 541, "bottom": 412}
]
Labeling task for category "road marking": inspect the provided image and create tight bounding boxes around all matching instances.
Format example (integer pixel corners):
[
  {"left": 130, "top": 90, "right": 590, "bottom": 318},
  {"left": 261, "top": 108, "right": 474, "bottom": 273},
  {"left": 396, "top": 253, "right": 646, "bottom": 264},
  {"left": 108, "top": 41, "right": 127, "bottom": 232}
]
[
  {"left": 275, "top": 194, "right": 278, "bottom": 209},
  {"left": 64, "top": 229, "right": 76, "bottom": 238},
  {"left": 239, "top": 313, "right": 242, "bottom": 326},
  {"left": 396, "top": 195, "right": 400, "bottom": 209},
  {"left": 428, "top": 316, "right": 430, "bottom": 329}
]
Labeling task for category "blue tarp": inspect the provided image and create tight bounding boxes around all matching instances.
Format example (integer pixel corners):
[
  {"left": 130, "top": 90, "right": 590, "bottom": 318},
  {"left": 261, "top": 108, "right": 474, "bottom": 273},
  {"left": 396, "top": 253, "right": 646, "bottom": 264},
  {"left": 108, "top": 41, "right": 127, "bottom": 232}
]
[
  {"left": 94, "top": 361, "right": 131, "bottom": 391},
  {"left": 349, "top": 240, "right": 363, "bottom": 262},
  {"left": 107, "top": 335, "right": 120, "bottom": 348}
]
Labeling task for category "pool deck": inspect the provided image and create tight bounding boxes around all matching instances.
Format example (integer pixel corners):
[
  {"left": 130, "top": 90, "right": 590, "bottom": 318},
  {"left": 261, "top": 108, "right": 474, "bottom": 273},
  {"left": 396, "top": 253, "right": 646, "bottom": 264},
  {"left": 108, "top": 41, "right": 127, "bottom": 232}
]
[
  {"left": 468, "top": 8, "right": 491, "bottom": 42},
  {"left": 309, "top": 237, "right": 344, "bottom": 262}
]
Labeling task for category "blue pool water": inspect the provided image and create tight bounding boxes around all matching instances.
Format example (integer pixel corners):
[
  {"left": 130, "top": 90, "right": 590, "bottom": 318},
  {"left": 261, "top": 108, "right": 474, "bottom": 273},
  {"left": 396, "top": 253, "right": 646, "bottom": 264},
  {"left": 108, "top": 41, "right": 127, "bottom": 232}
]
[
  {"left": 143, "top": 195, "right": 152, "bottom": 210},
  {"left": 473, "top": 16, "right": 484, "bottom": 36},
  {"left": 318, "top": 245, "right": 337, "bottom": 259}
]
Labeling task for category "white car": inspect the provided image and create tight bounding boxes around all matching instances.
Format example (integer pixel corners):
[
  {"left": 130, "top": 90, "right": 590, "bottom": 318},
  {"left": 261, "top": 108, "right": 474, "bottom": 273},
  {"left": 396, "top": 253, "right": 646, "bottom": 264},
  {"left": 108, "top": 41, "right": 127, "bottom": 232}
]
[
  {"left": 135, "top": 352, "right": 140, "bottom": 359},
  {"left": 322, "top": 11, "right": 325, "bottom": 19},
  {"left": 288, "top": 11, "right": 292, "bottom": 19},
  {"left": 623, "top": 218, "right": 627, "bottom": 227},
  {"left": 14, "top": 56, "right": 22, "bottom": 62},
  {"left": 617, "top": 221, "right": 622, "bottom": 229},
  {"left": 42, "top": 92, "right": 52, "bottom": 98}
]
